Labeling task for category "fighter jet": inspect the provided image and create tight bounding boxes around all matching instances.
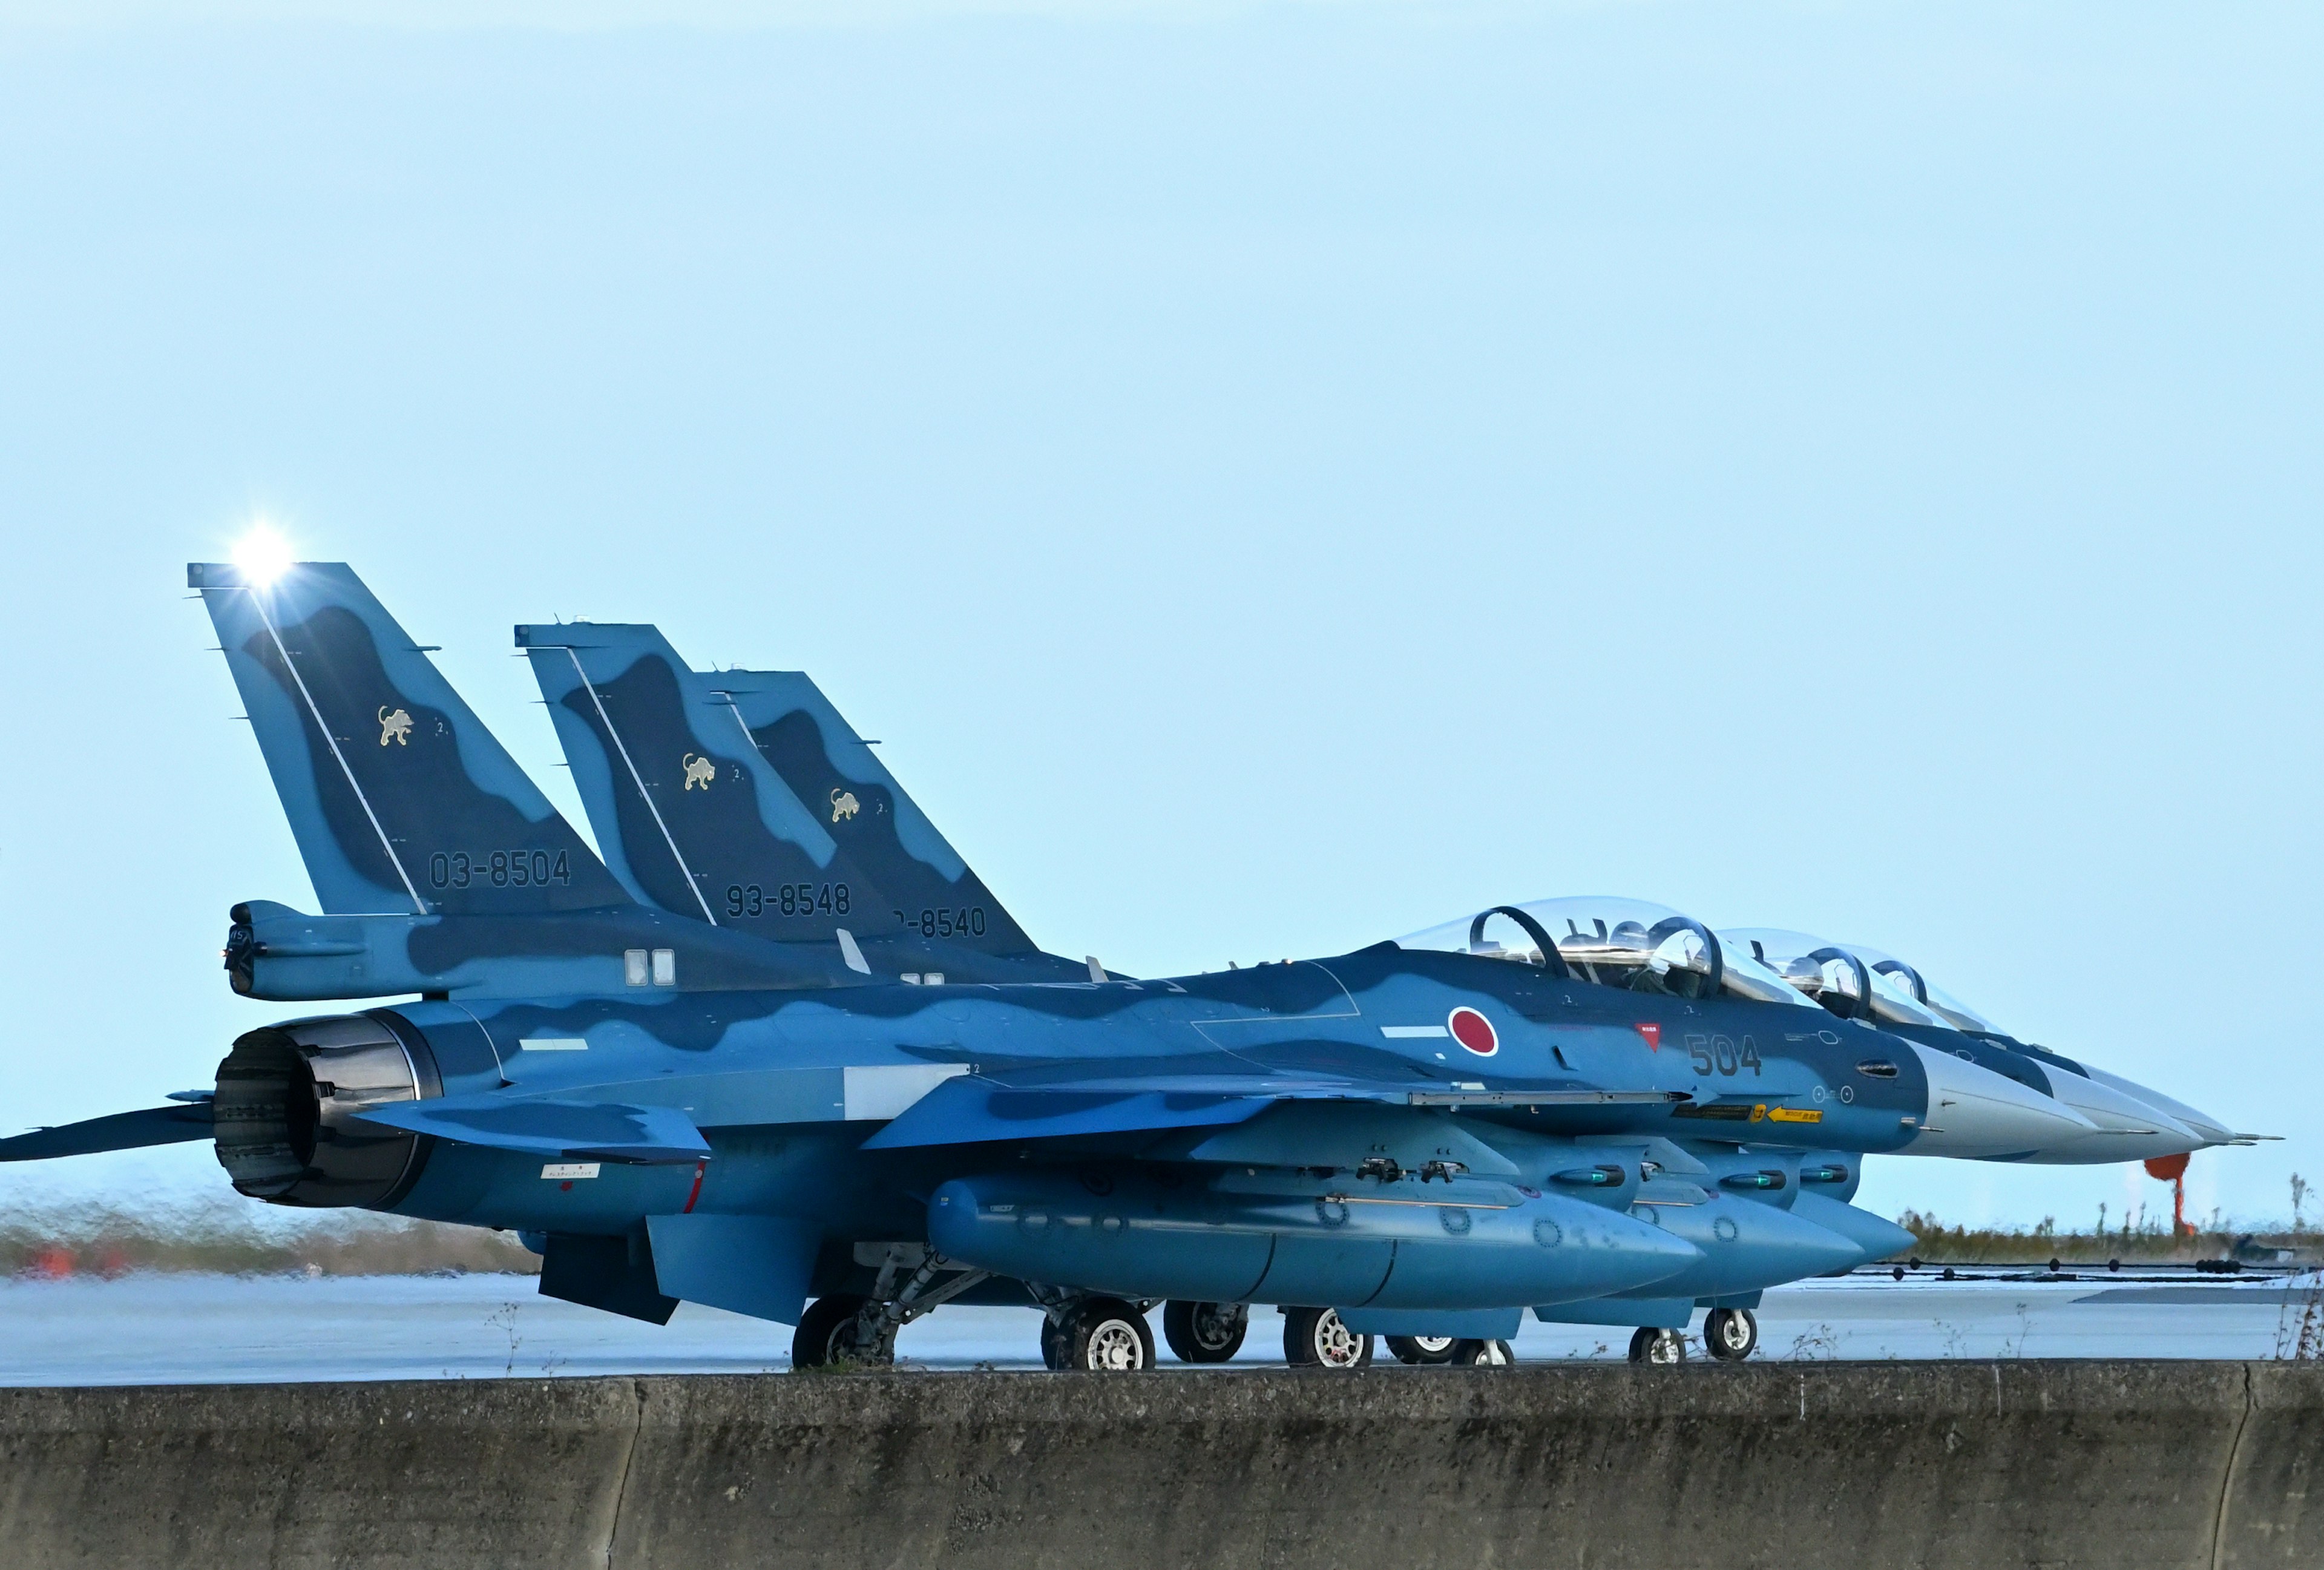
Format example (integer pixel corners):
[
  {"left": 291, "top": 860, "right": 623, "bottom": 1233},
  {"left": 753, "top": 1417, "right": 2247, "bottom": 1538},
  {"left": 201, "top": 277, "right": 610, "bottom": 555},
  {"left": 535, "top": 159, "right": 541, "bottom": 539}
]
[
  {"left": 1722, "top": 929, "right": 2259, "bottom": 1160},
  {"left": 0, "top": 563, "right": 2233, "bottom": 1371}
]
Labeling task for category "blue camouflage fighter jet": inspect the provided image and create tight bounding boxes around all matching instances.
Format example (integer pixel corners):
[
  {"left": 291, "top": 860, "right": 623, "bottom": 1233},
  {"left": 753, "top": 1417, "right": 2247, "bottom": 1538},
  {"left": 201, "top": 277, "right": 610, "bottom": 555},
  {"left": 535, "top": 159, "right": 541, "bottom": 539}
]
[{"left": 0, "top": 560, "right": 2240, "bottom": 1370}]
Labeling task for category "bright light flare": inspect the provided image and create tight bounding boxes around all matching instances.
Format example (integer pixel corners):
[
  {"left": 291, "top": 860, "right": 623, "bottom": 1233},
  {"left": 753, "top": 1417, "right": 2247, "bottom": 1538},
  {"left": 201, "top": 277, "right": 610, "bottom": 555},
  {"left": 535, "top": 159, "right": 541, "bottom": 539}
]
[{"left": 232, "top": 523, "right": 295, "bottom": 588}]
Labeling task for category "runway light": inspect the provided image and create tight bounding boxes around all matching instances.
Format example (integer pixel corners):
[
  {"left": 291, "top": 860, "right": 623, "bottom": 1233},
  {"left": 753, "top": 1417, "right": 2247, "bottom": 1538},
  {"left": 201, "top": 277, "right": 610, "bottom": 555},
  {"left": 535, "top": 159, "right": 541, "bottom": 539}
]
[{"left": 232, "top": 524, "right": 295, "bottom": 588}]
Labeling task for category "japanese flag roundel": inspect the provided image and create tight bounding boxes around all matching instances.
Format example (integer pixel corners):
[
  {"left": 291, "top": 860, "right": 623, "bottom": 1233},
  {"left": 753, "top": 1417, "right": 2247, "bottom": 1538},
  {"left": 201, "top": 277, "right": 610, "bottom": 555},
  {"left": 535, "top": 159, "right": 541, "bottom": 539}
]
[{"left": 1448, "top": 1007, "right": 1498, "bottom": 1057}]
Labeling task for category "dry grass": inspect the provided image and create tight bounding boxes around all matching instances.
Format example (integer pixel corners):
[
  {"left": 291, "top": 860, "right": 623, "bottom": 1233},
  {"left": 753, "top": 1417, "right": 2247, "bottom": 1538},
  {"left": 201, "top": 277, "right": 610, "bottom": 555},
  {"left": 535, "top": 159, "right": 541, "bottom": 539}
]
[
  {"left": 1895, "top": 1208, "right": 2322, "bottom": 1266},
  {"left": 1, "top": 1199, "right": 540, "bottom": 1278}
]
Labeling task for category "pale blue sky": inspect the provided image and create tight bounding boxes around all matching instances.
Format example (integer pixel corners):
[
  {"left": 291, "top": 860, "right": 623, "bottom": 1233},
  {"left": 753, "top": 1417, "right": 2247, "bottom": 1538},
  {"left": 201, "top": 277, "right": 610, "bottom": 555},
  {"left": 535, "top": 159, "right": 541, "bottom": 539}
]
[{"left": 1, "top": 1, "right": 2317, "bottom": 1230}]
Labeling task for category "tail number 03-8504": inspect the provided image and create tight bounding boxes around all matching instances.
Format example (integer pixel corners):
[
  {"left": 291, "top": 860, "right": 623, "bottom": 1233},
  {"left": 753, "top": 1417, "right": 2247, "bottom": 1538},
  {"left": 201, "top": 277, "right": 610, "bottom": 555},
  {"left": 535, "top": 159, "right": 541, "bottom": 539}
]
[{"left": 1687, "top": 1034, "right": 1762, "bottom": 1077}]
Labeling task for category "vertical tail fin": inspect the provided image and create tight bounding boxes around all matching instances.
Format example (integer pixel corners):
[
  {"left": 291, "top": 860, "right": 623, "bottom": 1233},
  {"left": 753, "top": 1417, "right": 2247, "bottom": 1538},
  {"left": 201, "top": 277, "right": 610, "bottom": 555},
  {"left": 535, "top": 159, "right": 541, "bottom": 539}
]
[
  {"left": 517, "top": 622, "right": 1035, "bottom": 953},
  {"left": 192, "top": 562, "right": 629, "bottom": 916}
]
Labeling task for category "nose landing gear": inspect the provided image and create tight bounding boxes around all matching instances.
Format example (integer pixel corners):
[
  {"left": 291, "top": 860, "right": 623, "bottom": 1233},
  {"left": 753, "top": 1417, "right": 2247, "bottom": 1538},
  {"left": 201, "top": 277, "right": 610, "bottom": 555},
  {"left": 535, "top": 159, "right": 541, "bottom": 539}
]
[
  {"left": 1283, "top": 1306, "right": 1374, "bottom": 1368},
  {"left": 1627, "top": 1326, "right": 1687, "bottom": 1364}
]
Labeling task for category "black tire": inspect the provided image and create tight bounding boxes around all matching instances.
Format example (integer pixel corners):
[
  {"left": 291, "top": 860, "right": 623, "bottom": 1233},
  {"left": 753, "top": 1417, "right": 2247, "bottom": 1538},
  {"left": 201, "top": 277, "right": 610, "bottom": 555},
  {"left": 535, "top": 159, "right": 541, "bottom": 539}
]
[
  {"left": 1283, "top": 1307, "right": 1373, "bottom": 1369},
  {"left": 792, "top": 1294, "right": 878, "bottom": 1368},
  {"left": 1385, "top": 1334, "right": 1463, "bottom": 1366},
  {"left": 1040, "top": 1311, "right": 1070, "bottom": 1370},
  {"left": 1627, "top": 1326, "right": 1686, "bottom": 1365},
  {"left": 1064, "top": 1298, "right": 1157, "bottom": 1371},
  {"left": 1704, "top": 1307, "right": 1758, "bottom": 1362},
  {"left": 1163, "top": 1300, "right": 1248, "bottom": 1364},
  {"left": 1462, "top": 1339, "right": 1514, "bottom": 1367}
]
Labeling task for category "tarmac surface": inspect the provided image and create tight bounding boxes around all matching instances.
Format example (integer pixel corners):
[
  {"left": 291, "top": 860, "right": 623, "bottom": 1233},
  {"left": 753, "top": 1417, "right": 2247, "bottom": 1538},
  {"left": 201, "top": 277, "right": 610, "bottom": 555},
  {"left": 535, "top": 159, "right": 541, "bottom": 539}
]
[{"left": 1, "top": 1267, "right": 2315, "bottom": 1382}]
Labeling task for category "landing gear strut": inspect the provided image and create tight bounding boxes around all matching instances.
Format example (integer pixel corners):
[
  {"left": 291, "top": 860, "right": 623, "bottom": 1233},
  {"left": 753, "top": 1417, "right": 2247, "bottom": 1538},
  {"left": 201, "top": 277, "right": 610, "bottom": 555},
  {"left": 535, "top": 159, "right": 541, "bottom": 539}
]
[
  {"left": 790, "top": 1247, "right": 993, "bottom": 1370},
  {"left": 1627, "top": 1326, "right": 1687, "bottom": 1365},
  {"left": 1163, "top": 1300, "right": 1249, "bottom": 1363},
  {"left": 1704, "top": 1307, "right": 1759, "bottom": 1362}
]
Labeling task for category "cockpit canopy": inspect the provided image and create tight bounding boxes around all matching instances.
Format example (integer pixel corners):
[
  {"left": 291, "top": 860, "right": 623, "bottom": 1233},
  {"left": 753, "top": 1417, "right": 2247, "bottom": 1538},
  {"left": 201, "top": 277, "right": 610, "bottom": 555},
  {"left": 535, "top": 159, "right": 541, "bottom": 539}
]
[
  {"left": 1719, "top": 929, "right": 1995, "bottom": 1031},
  {"left": 1398, "top": 896, "right": 1819, "bottom": 1008}
]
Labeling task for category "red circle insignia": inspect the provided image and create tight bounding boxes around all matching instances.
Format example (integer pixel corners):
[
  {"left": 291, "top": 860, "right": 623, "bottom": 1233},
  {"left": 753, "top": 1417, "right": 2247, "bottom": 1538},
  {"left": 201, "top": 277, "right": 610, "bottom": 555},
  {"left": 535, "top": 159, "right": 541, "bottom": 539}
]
[{"left": 1448, "top": 1007, "right": 1498, "bottom": 1056}]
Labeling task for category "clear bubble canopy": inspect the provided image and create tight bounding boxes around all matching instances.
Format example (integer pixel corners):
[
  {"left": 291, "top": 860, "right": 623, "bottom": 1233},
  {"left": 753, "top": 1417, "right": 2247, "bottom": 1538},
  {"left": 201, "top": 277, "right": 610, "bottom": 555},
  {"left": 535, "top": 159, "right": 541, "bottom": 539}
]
[
  {"left": 1397, "top": 896, "right": 1819, "bottom": 1008},
  {"left": 1718, "top": 929, "right": 1995, "bottom": 1031}
]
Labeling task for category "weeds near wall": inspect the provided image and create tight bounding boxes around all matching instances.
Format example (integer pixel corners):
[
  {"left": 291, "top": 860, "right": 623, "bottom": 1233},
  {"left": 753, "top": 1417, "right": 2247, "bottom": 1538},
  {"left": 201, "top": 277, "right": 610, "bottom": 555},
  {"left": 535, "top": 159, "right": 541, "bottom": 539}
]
[{"left": 2274, "top": 1272, "right": 2324, "bottom": 1360}]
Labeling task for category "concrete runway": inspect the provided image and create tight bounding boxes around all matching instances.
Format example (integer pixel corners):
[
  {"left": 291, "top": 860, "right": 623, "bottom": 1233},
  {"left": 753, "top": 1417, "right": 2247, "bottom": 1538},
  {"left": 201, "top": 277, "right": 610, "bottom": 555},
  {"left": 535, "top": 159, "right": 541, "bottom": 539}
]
[{"left": 1, "top": 1269, "right": 2316, "bottom": 1383}]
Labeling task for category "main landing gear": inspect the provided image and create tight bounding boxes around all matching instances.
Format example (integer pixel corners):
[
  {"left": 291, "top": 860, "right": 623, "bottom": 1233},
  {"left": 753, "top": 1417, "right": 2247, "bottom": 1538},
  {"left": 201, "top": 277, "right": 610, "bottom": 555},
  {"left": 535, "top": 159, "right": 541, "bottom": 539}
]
[
  {"left": 1162, "top": 1300, "right": 1249, "bottom": 1364},
  {"left": 1042, "top": 1297, "right": 1159, "bottom": 1371},
  {"left": 1704, "top": 1307, "right": 1759, "bottom": 1362},
  {"left": 793, "top": 1293, "right": 890, "bottom": 1368},
  {"left": 790, "top": 1247, "right": 994, "bottom": 1370}
]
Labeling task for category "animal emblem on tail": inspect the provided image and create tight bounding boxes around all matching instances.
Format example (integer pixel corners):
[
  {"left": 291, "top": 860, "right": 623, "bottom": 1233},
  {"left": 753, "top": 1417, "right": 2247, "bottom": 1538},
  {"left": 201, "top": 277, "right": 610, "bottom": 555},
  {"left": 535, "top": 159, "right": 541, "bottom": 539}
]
[
  {"left": 681, "top": 754, "right": 717, "bottom": 791},
  {"left": 378, "top": 706, "right": 412, "bottom": 746},
  {"left": 830, "top": 788, "right": 860, "bottom": 823}
]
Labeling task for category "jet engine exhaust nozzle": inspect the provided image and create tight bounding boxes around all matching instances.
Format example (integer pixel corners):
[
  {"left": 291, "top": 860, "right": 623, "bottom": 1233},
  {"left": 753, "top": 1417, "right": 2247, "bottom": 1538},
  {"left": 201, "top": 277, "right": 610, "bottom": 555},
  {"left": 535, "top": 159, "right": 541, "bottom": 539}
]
[{"left": 212, "top": 1014, "right": 439, "bottom": 1208}]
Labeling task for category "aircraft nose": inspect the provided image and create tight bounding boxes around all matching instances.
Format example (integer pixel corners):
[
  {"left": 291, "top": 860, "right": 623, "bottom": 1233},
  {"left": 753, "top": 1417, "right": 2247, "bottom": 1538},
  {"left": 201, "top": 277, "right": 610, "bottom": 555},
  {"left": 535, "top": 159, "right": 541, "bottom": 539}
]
[
  {"left": 2029, "top": 1070, "right": 2202, "bottom": 1162},
  {"left": 1902, "top": 1043, "right": 2099, "bottom": 1157},
  {"left": 2084, "top": 1067, "right": 2236, "bottom": 1148}
]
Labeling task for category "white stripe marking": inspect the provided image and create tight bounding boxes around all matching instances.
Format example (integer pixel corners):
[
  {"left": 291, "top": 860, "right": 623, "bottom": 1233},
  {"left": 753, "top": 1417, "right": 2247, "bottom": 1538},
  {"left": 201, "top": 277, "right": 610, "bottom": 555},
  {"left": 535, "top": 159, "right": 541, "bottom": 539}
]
[
  {"left": 1382, "top": 1025, "right": 1450, "bottom": 1039},
  {"left": 519, "top": 1037, "right": 589, "bottom": 1052}
]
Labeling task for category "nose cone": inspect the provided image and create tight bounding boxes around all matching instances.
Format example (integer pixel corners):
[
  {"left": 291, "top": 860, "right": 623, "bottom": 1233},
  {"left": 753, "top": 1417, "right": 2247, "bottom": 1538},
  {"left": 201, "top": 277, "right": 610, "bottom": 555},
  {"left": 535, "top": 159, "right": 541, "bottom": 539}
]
[
  {"left": 1791, "top": 1191, "right": 1917, "bottom": 1266},
  {"left": 1903, "top": 1043, "right": 2099, "bottom": 1157},
  {"left": 1632, "top": 1196, "right": 1864, "bottom": 1297},
  {"left": 1523, "top": 1195, "right": 1704, "bottom": 1307},
  {"left": 2084, "top": 1066, "right": 2236, "bottom": 1149},
  {"left": 2024, "top": 1070, "right": 2202, "bottom": 1164}
]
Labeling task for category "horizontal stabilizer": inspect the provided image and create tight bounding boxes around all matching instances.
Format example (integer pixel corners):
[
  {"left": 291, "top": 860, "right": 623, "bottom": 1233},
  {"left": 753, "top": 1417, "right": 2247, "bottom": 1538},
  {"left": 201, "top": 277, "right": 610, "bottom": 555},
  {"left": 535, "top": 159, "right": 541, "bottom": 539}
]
[
  {"left": 352, "top": 1096, "right": 709, "bottom": 1165},
  {"left": 0, "top": 1103, "right": 213, "bottom": 1163}
]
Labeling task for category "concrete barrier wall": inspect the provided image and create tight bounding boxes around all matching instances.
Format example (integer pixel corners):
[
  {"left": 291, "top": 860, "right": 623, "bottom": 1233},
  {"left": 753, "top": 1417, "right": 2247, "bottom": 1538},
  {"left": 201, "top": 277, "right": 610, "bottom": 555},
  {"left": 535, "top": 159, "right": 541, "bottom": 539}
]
[{"left": 1, "top": 1362, "right": 2318, "bottom": 1569}]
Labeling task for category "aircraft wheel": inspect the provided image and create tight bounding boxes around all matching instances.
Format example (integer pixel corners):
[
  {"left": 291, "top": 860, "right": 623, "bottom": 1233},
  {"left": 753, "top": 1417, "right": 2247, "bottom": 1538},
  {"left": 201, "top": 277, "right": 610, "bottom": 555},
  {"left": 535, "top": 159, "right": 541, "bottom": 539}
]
[
  {"left": 792, "top": 1294, "right": 885, "bottom": 1368},
  {"left": 1163, "top": 1300, "right": 1248, "bottom": 1363},
  {"left": 1627, "top": 1327, "right": 1687, "bottom": 1365},
  {"left": 1063, "top": 1298, "right": 1157, "bottom": 1371},
  {"left": 1704, "top": 1307, "right": 1759, "bottom": 1362},
  {"left": 1462, "top": 1339, "right": 1515, "bottom": 1367},
  {"left": 1385, "top": 1335, "right": 1463, "bottom": 1366},
  {"left": 1284, "top": 1307, "right": 1373, "bottom": 1369},
  {"left": 1040, "top": 1310, "right": 1071, "bottom": 1370}
]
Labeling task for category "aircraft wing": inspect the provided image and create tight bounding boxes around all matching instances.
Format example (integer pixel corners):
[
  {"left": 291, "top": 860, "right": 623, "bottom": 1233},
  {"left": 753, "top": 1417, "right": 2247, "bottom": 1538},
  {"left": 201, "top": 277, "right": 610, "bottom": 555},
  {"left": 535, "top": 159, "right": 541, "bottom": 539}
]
[{"left": 351, "top": 1096, "right": 710, "bottom": 1165}]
